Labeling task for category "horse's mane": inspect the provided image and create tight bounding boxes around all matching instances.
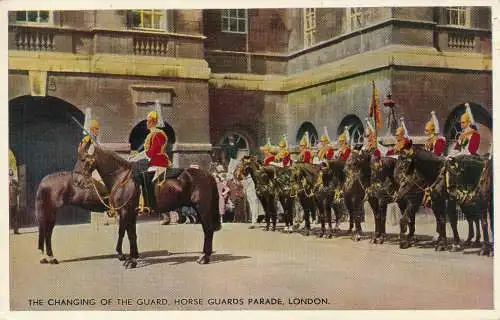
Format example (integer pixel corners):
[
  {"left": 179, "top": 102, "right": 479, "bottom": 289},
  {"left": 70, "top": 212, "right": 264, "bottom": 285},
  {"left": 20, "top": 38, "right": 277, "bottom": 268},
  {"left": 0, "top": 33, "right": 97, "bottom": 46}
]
[{"left": 96, "top": 145, "right": 132, "bottom": 168}]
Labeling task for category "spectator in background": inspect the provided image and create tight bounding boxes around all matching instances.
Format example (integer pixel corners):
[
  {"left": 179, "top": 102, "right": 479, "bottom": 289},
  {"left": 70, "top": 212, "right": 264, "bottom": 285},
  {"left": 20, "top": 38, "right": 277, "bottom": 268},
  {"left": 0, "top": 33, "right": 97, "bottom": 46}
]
[{"left": 222, "top": 135, "right": 240, "bottom": 168}]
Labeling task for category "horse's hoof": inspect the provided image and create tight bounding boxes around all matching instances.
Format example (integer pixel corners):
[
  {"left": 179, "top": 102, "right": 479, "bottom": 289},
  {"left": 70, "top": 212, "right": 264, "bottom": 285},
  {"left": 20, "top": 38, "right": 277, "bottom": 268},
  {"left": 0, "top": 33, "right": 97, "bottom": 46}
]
[
  {"left": 450, "top": 244, "right": 462, "bottom": 252},
  {"left": 400, "top": 241, "right": 410, "bottom": 249},
  {"left": 118, "top": 254, "right": 126, "bottom": 261},
  {"left": 354, "top": 234, "right": 361, "bottom": 242},
  {"left": 436, "top": 244, "right": 446, "bottom": 252},
  {"left": 327, "top": 233, "right": 333, "bottom": 239},
  {"left": 463, "top": 239, "right": 472, "bottom": 247},
  {"left": 473, "top": 240, "right": 482, "bottom": 248},
  {"left": 489, "top": 250, "right": 494, "bottom": 258},
  {"left": 271, "top": 226, "right": 276, "bottom": 232},
  {"left": 40, "top": 258, "right": 48, "bottom": 264},
  {"left": 379, "top": 237, "right": 385, "bottom": 245},
  {"left": 196, "top": 255, "right": 209, "bottom": 264},
  {"left": 49, "top": 258, "right": 59, "bottom": 265}
]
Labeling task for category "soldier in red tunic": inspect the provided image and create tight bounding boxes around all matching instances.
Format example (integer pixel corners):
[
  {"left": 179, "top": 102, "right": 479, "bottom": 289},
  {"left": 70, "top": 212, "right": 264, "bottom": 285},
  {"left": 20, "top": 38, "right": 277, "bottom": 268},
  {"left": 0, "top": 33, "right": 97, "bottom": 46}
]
[
  {"left": 386, "top": 117, "right": 412, "bottom": 156},
  {"left": 260, "top": 138, "right": 276, "bottom": 166},
  {"left": 452, "top": 103, "right": 480, "bottom": 156},
  {"left": 275, "top": 135, "right": 291, "bottom": 167},
  {"left": 335, "top": 126, "right": 351, "bottom": 161},
  {"left": 297, "top": 133, "right": 312, "bottom": 164},
  {"left": 138, "top": 108, "right": 170, "bottom": 214},
  {"left": 317, "top": 126, "right": 334, "bottom": 162},
  {"left": 423, "top": 111, "right": 446, "bottom": 156},
  {"left": 361, "top": 118, "right": 381, "bottom": 159}
]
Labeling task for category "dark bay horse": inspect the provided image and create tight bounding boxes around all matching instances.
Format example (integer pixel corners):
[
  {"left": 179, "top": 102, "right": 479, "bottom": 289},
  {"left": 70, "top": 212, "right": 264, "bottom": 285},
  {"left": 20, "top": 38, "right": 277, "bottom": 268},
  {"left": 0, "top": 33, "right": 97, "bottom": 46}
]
[
  {"left": 290, "top": 163, "right": 319, "bottom": 236},
  {"left": 365, "top": 156, "right": 397, "bottom": 244},
  {"left": 236, "top": 156, "right": 278, "bottom": 231},
  {"left": 315, "top": 160, "right": 346, "bottom": 238},
  {"left": 273, "top": 166, "right": 296, "bottom": 233},
  {"left": 394, "top": 149, "right": 459, "bottom": 251},
  {"left": 78, "top": 145, "right": 221, "bottom": 267},
  {"left": 343, "top": 150, "right": 371, "bottom": 241},
  {"left": 446, "top": 154, "right": 492, "bottom": 253},
  {"left": 477, "top": 156, "right": 493, "bottom": 256},
  {"left": 36, "top": 158, "right": 109, "bottom": 264}
]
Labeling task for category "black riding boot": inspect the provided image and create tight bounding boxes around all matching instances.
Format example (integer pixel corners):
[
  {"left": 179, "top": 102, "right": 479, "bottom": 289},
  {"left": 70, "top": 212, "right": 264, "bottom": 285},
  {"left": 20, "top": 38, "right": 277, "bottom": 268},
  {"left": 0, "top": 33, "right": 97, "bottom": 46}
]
[{"left": 141, "top": 171, "right": 156, "bottom": 214}]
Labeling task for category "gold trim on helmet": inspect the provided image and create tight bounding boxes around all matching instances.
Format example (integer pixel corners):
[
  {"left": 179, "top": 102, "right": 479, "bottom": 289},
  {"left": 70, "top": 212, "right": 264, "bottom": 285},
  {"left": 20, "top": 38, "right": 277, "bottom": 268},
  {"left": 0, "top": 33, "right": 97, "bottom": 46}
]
[
  {"left": 279, "top": 135, "right": 287, "bottom": 148},
  {"left": 460, "top": 112, "right": 471, "bottom": 125},
  {"left": 147, "top": 111, "right": 158, "bottom": 122},
  {"left": 89, "top": 120, "right": 99, "bottom": 130},
  {"left": 320, "top": 135, "right": 329, "bottom": 143},
  {"left": 395, "top": 126, "right": 404, "bottom": 137},
  {"left": 425, "top": 120, "right": 435, "bottom": 135},
  {"left": 299, "top": 135, "right": 309, "bottom": 147}
]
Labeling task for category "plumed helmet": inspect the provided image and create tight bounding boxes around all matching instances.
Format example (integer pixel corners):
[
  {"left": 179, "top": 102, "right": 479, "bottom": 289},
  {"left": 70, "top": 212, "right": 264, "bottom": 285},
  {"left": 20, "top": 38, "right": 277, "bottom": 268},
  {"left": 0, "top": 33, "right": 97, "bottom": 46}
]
[
  {"left": 260, "top": 137, "right": 273, "bottom": 152},
  {"left": 339, "top": 126, "right": 350, "bottom": 143},
  {"left": 279, "top": 135, "right": 288, "bottom": 148},
  {"left": 299, "top": 132, "right": 310, "bottom": 147},
  {"left": 320, "top": 126, "right": 331, "bottom": 144},
  {"left": 147, "top": 110, "right": 158, "bottom": 122},
  {"left": 461, "top": 103, "right": 475, "bottom": 127},
  {"left": 425, "top": 110, "right": 440, "bottom": 135},
  {"left": 89, "top": 120, "right": 99, "bottom": 130}
]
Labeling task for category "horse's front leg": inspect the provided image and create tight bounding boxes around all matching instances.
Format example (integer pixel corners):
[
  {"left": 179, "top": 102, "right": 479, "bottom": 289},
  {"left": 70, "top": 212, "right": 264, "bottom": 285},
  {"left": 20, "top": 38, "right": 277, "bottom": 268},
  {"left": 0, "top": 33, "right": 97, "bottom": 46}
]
[
  {"left": 446, "top": 196, "right": 461, "bottom": 252},
  {"left": 116, "top": 216, "right": 127, "bottom": 261},
  {"left": 316, "top": 196, "right": 326, "bottom": 238},
  {"left": 123, "top": 209, "right": 139, "bottom": 269}
]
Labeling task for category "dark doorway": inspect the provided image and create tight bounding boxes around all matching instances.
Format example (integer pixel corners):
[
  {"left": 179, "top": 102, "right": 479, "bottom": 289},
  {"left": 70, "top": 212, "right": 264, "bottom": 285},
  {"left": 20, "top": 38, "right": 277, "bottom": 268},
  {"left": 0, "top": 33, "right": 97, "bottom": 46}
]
[
  {"left": 9, "top": 95, "right": 88, "bottom": 227},
  {"left": 296, "top": 121, "right": 318, "bottom": 146}
]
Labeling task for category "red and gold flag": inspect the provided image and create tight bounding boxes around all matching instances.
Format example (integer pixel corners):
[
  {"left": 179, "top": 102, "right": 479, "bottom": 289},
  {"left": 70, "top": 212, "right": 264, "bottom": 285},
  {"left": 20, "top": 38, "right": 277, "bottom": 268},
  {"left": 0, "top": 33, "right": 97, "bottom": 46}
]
[{"left": 368, "top": 80, "right": 382, "bottom": 130}]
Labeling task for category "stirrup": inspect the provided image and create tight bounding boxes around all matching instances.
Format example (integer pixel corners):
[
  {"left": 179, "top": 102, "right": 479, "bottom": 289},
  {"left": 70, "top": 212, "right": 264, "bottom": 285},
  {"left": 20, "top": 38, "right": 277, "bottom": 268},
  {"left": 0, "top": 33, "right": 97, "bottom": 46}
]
[{"left": 136, "top": 206, "right": 151, "bottom": 215}]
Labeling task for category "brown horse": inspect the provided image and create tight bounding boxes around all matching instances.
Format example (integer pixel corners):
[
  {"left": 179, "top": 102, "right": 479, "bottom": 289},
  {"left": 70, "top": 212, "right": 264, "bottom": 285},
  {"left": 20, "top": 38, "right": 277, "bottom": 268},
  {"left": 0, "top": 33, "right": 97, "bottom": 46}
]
[
  {"left": 82, "top": 145, "right": 221, "bottom": 268},
  {"left": 36, "top": 157, "right": 109, "bottom": 264},
  {"left": 343, "top": 150, "right": 371, "bottom": 241}
]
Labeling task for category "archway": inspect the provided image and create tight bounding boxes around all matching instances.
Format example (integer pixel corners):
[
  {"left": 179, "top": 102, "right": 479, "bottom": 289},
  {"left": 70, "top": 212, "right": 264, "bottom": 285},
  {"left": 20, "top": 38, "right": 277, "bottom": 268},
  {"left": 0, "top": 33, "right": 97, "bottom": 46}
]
[
  {"left": 337, "top": 115, "right": 364, "bottom": 148},
  {"left": 296, "top": 122, "right": 319, "bottom": 146},
  {"left": 444, "top": 103, "right": 492, "bottom": 155},
  {"left": 9, "top": 95, "right": 88, "bottom": 227},
  {"left": 128, "top": 120, "right": 176, "bottom": 160}
]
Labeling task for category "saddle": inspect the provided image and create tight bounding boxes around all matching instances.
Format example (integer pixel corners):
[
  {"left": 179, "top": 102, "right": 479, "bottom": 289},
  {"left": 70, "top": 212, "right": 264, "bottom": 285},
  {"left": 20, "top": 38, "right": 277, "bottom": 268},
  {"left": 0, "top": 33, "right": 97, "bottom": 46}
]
[{"left": 138, "top": 167, "right": 186, "bottom": 212}]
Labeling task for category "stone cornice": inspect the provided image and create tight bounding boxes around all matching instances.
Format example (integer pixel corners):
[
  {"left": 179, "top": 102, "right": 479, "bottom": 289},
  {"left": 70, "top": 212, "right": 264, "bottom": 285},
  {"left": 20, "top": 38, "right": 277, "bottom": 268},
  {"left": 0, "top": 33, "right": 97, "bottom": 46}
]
[
  {"left": 8, "top": 51, "right": 211, "bottom": 80},
  {"left": 209, "top": 45, "right": 492, "bottom": 93}
]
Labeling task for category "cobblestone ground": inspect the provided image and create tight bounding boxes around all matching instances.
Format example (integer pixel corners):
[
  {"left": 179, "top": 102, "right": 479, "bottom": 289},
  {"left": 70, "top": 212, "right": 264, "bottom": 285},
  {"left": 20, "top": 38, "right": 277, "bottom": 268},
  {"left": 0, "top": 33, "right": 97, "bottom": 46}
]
[{"left": 10, "top": 212, "right": 493, "bottom": 311}]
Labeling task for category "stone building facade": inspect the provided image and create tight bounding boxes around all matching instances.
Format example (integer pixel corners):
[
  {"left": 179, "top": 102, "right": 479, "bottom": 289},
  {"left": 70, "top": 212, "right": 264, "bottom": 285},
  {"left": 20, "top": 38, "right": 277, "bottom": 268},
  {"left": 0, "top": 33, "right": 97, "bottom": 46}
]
[{"left": 8, "top": 7, "right": 492, "bottom": 226}]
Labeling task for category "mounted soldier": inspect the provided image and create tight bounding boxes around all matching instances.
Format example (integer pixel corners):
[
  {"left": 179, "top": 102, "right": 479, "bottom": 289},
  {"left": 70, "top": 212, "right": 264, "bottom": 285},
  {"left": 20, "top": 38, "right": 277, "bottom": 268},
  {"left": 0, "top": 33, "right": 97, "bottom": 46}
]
[
  {"left": 275, "top": 134, "right": 291, "bottom": 167},
  {"left": 316, "top": 126, "right": 334, "bottom": 163},
  {"left": 297, "top": 132, "right": 312, "bottom": 164},
  {"left": 386, "top": 117, "right": 412, "bottom": 157},
  {"left": 137, "top": 101, "right": 170, "bottom": 214},
  {"left": 451, "top": 103, "right": 481, "bottom": 156},
  {"left": 423, "top": 111, "right": 446, "bottom": 157},
  {"left": 260, "top": 138, "right": 277, "bottom": 166},
  {"left": 78, "top": 108, "right": 100, "bottom": 155},
  {"left": 335, "top": 126, "right": 351, "bottom": 161},
  {"left": 361, "top": 118, "right": 381, "bottom": 160}
]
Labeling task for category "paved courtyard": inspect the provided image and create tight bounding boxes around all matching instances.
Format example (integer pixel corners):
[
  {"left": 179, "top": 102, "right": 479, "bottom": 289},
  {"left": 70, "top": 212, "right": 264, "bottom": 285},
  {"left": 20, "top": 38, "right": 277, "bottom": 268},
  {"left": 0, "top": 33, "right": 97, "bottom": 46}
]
[{"left": 10, "top": 213, "right": 493, "bottom": 311}]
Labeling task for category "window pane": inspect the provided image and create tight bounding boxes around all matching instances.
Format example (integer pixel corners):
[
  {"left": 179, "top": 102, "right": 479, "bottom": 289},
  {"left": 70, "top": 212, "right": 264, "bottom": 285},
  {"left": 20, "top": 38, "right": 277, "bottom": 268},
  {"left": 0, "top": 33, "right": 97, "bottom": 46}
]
[
  {"left": 238, "top": 9, "right": 245, "bottom": 18},
  {"left": 238, "top": 19, "right": 246, "bottom": 32},
  {"left": 153, "top": 16, "right": 160, "bottom": 29},
  {"left": 222, "top": 17, "right": 229, "bottom": 31},
  {"left": 39, "top": 11, "right": 49, "bottom": 22},
  {"left": 16, "top": 11, "right": 27, "bottom": 21},
  {"left": 230, "top": 18, "right": 237, "bottom": 31},
  {"left": 28, "top": 11, "right": 38, "bottom": 22},
  {"left": 143, "top": 14, "right": 152, "bottom": 28},
  {"left": 230, "top": 9, "right": 237, "bottom": 18}
]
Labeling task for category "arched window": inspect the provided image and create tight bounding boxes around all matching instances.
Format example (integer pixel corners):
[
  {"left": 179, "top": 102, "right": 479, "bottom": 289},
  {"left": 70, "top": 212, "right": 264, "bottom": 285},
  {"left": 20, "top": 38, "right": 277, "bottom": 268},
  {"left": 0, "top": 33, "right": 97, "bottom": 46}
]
[
  {"left": 296, "top": 122, "right": 319, "bottom": 146},
  {"left": 444, "top": 102, "right": 492, "bottom": 155},
  {"left": 337, "top": 115, "right": 364, "bottom": 147}
]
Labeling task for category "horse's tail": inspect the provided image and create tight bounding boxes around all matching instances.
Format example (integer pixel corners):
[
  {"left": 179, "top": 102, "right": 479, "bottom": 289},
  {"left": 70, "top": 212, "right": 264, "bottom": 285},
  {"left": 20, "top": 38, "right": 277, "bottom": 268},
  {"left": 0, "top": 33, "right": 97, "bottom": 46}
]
[
  {"left": 36, "top": 185, "right": 51, "bottom": 252},
  {"left": 211, "top": 178, "right": 222, "bottom": 232}
]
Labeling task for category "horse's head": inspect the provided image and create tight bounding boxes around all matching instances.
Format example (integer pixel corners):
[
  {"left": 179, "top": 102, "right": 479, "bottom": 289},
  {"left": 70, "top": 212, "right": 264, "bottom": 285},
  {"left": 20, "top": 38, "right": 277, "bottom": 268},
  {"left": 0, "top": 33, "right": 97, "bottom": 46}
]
[{"left": 235, "top": 155, "right": 259, "bottom": 180}]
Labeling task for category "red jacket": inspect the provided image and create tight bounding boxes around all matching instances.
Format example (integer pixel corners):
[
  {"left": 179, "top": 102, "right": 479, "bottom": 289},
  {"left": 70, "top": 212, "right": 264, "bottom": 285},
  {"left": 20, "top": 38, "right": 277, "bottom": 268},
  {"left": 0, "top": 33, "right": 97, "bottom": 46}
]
[
  {"left": 298, "top": 150, "right": 312, "bottom": 164},
  {"left": 336, "top": 146, "right": 351, "bottom": 161},
  {"left": 145, "top": 128, "right": 169, "bottom": 167},
  {"left": 454, "top": 130, "right": 480, "bottom": 155},
  {"left": 263, "top": 154, "right": 275, "bottom": 166},
  {"left": 425, "top": 136, "right": 446, "bottom": 156},
  {"left": 318, "top": 147, "right": 334, "bottom": 161},
  {"left": 282, "top": 152, "right": 291, "bottom": 167},
  {"left": 386, "top": 138, "right": 411, "bottom": 156}
]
